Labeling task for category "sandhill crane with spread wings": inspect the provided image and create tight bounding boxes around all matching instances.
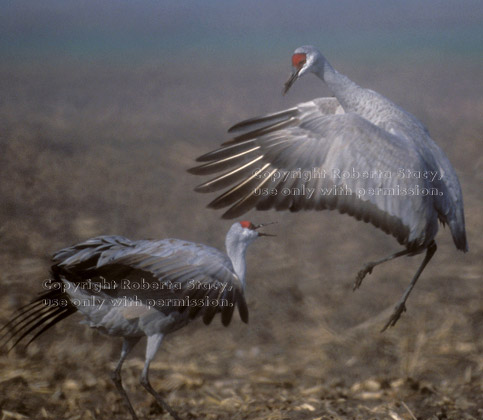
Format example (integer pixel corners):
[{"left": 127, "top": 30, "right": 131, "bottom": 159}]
[
  {"left": 1, "top": 221, "right": 274, "bottom": 420},
  {"left": 189, "top": 45, "right": 468, "bottom": 331}
]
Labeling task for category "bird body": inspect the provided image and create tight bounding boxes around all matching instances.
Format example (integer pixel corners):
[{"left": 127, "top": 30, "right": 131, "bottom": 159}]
[
  {"left": 190, "top": 45, "right": 468, "bottom": 329},
  {"left": 1, "top": 221, "right": 272, "bottom": 420},
  {"left": 50, "top": 234, "right": 247, "bottom": 337},
  {"left": 320, "top": 61, "right": 467, "bottom": 251}
]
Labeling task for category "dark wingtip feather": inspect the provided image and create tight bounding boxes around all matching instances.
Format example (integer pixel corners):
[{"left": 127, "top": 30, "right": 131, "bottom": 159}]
[
  {"left": 224, "top": 118, "right": 296, "bottom": 147},
  {"left": 10, "top": 307, "right": 63, "bottom": 350},
  {"left": 188, "top": 304, "right": 202, "bottom": 319},
  {"left": 228, "top": 108, "right": 298, "bottom": 133},
  {"left": 24, "top": 307, "right": 76, "bottom": 347},
  {"left": 237, "top": 298, "right": 249, "bottom": 324},
  {"left": 187, "top": 166, "right": 203, "bottom": 175},
  {"left": 221, "top": 194, "right": 263, "bottom": 218},
  {"left": 207, "top": 195, "right": 234, "bottom": 210},
  {"left": 221, "top": 304, "right": 235, "bottom": 327},
  {"left": 194, "top": 147, "right": 226, "bottom": 163},
  {"left": 202, "top": 305, "right": 218, "bottom": 325},
  {"left": 228, "top": 119, "right": 256, "bottom": 133},
  {"left": 194, "top": 183, "right": 212, "bottom": 193},
  {"left": 1, "top": 273, "right": 77, "bottom": 351},
  {"left": 189, "top": 165, "right": 219, "bottom": 177},
  {"left": 221, "top": 208, "right": 242, "bottom": 219},
  {"left": 193, "top": 141, "right": 259, "bottom": 165},
  {"left": 3, "top": 306, "right": 59, "bottom": 352},
  {"left": 228, "top": 122, "right": 247, "bottom": 133}
]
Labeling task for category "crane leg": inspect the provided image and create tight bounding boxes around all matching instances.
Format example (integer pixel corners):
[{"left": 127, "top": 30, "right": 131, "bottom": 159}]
[
  {"left": 111, "top": 337, "right": 141, "bottom": 420},
  {"left": 140, "top": 333, "right": 182, "bottom": 420},
  {"left": 354, "top": 248, "right": 411, "bottom": 290},
  {"left": 381, "top": 241, "right": 437, "bottom": 332}
]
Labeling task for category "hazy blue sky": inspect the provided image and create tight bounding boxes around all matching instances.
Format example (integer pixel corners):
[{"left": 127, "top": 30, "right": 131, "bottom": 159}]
[{"left": 1, "top": 0, "right": 482, "bottom": 63}]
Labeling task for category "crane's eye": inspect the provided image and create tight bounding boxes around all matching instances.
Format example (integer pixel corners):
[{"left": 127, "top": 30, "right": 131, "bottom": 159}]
[{"left": 292, "top": 53, "right": 306, "bottom": 69}]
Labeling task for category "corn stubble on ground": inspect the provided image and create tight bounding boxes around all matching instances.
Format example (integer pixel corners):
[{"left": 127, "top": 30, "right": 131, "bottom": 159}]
[{"left": 0, "top": 57, "right": 482, "bottom": 420}]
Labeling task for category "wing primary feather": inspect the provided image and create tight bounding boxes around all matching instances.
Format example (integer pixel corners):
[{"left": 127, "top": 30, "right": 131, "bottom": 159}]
[
  {"left": 237, "top": 295, "right": 249, "bottom": 324},
  {"left": 188, "top": 146, "right": 261, "bottom": 175},
  {"left": 194, "top": 156, "right": 265, "bottom": 193},
  {"left": 221, "top": 303, "right": 235, "bottom": 326},
  {"left": 228, "top": 107, "right": 298, "bottom": 133},
  {"left": 202, "top": 304, "right": 218, "bottom": 325},
  {"left": 0, "top": 300, "right": 45, "bottom": 337},
  {"left": 0, "top": 303, "right": 53, "bottom": 343},
  {"left": 221, "top": 169, "right": 278, "bottom": 218},
  {"left": 24, "top": 307, "right": 77, "bottom": 347},
  {"left": 222, "top": 118, "right": 297, "bottom": 146},
  {"left": 194, "top": 140, "right": 257, "bottom": 163},
  {"left": 207, "top": 163, "right": 271, "bottom": 209},
  {"left": 7, "top": 306, "right": 63, "bottom": 350}
]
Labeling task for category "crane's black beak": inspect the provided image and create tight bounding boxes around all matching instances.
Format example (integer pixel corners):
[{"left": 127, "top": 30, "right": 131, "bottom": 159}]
[
  {"left": 254, "top": 222, "right": 277, "bottom": 237},
  {"left": 283, "top": 68, "right": 300, "bottom": 95}
]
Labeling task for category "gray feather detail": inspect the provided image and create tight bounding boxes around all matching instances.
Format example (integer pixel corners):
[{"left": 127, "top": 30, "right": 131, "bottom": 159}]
[
  {"left": 228, "top": 107, "right": 298, "bottom": 133},
  {"left": 194, "top": 140, "right": 257, "bottom": 163},
  {"left": 52, "top": 236, "right": 248, "bottom": 326},
  {"left": 194, "top": 156, "right": 265, "bottom": 193},
  {"left": 223, "top": 117, "right": 297, "bottom": 145},
  {"left": 192, "top": 97, "right": 457, "bottom": 249},
  {"left": 188, "top": 146, "right": 261, "bottom": 176}
]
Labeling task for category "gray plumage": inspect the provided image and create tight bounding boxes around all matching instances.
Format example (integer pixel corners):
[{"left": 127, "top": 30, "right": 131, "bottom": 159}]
[
  {"left": 1, "top": 221, "right": 270, "bottom": 420},
  {"left": 190, "top": 45, "right": 468, "bottom": 329},
  {"left": 51, "top": 234, "right": 248, "bottom": 329}
]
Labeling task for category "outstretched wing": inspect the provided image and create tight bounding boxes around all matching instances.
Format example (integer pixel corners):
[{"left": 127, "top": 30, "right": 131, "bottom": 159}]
[
  {"left": 190, "top": 98, "right": 439, "bottom": 249},
  {"left": 53, "top": 235, "right": 248, "bottom": 326},
  {"left": 0, "top": 236, "right": 247, "bottom": 352}
]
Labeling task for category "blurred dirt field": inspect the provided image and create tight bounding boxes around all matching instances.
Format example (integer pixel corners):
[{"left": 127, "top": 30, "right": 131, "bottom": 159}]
[{"left": 0, "top": 55, "right": 482, "bottom": 419}]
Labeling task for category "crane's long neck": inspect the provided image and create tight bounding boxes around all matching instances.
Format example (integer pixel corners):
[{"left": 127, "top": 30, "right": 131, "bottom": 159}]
[
  {"left": 225, "top": 236, "right": 249, "bottom": 288},
  {"left": 314, "top": 60, "right": 361, "bottom": 110}
]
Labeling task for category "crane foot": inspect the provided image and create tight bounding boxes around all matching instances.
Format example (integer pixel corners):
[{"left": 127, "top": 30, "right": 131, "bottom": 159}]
[
  {"left": 381, "top": 302, "right": 407, "bottom": 332},
  {"left": 353, "top": 263, "right": 374, "bottom": 290}
]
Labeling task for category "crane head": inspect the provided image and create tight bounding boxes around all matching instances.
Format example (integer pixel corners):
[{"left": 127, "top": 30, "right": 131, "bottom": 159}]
[
  {"left": 283, "top": 45, "right": 322, "bottom": 95},
  {"left": 225, "top": 221, "right": 276, "bottom": 265},
  {"left": 239, "top": 220, "right": 276, "bottom": 237}
]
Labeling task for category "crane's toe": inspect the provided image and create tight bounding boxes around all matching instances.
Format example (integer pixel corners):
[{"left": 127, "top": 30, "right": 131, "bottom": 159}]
[
  {"left": 381, "top": 302, "right": 407, "bottom": 332},
  {"left": 353, "top": 263, "right": 375, "bottom": 290}
]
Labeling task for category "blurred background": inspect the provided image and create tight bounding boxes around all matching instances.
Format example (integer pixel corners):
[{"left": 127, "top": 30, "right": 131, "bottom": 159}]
[{"left": 0, "top": 1, "right": 482, "bottom": 419}]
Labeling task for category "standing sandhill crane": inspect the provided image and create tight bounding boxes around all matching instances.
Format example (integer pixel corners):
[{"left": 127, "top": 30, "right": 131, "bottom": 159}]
[
  {"left": 1, "top": 221, "right": 274, "bottom": 420},
  {"left": 189, "top": 45, "right": 468, "bottom": 331}
]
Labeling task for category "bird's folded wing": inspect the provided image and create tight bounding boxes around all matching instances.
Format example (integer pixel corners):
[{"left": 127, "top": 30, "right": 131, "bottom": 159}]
[
  {"left": 190, "top": 98, "right": 437, "bottom": 248},
  {"left": 53, "top": 236, "right": 248, "bottom": 326}
]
